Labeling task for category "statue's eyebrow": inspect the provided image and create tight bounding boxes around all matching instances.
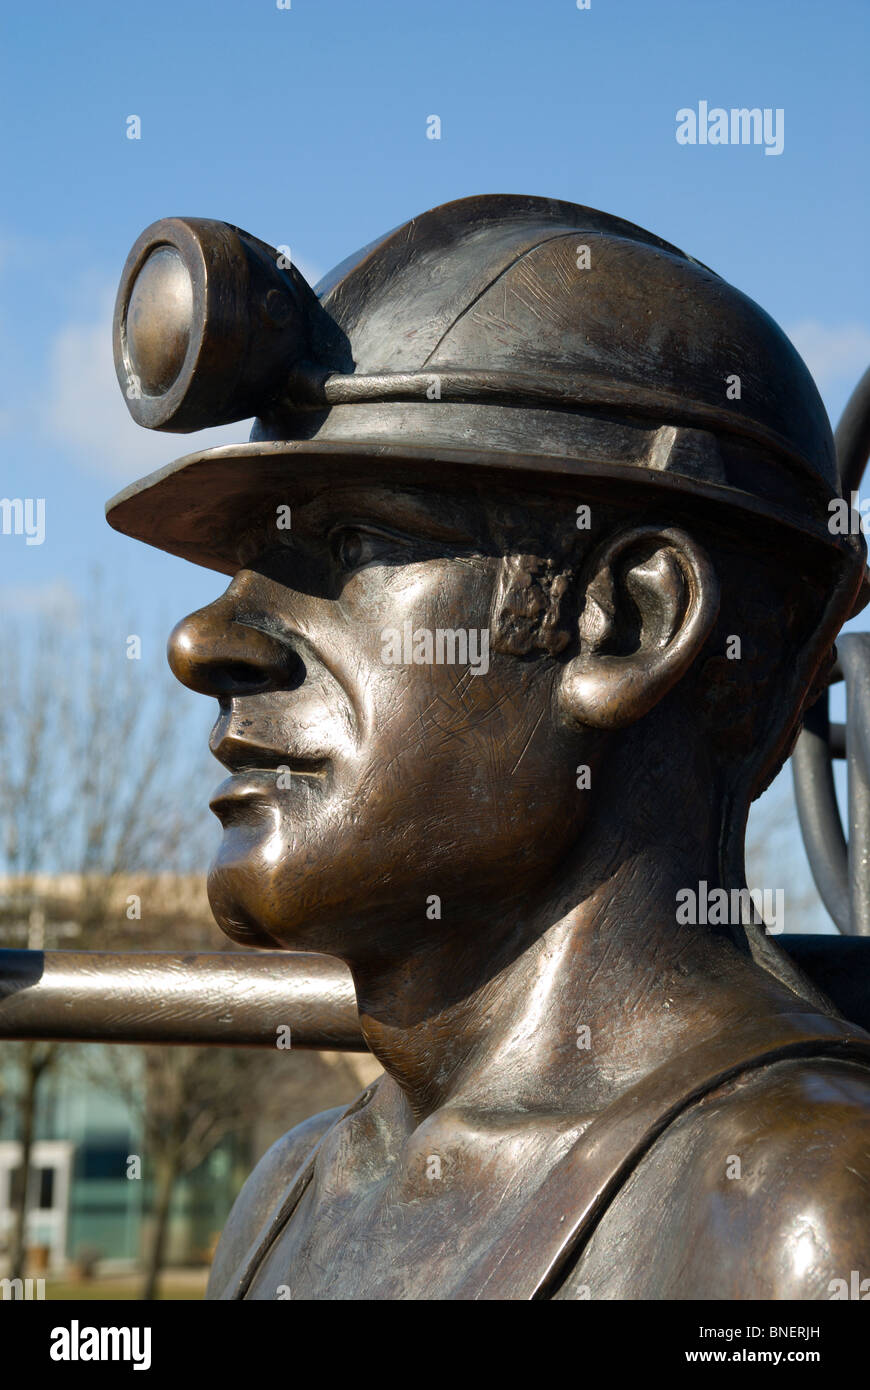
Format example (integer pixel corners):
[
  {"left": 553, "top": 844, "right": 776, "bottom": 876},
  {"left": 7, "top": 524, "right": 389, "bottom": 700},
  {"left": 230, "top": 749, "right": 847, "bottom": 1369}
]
[{"left": 295, "top": 487, "right": 485, "bottom": 546}]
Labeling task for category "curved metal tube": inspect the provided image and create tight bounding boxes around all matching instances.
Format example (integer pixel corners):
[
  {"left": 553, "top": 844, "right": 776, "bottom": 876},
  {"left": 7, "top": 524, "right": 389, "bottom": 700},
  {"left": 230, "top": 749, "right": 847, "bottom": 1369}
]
[
  {"left": 792, "top": 694, "right": 851, "bottom": 932},
  {"left": 840, "top": 637, "right": 870, "bottom": 936},
  {"left": 792, "top": 364, "right": 870, "bottom": 932},
  {"left": 837, "top": 363, "right": 870, "bottom": 497}
]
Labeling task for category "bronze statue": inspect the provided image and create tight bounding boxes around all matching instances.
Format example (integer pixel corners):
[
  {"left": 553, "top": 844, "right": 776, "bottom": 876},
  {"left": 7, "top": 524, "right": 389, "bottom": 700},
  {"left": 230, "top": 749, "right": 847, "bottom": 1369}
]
[{"left": 106, "top": 195, "right": 870, "bottom": 1299}]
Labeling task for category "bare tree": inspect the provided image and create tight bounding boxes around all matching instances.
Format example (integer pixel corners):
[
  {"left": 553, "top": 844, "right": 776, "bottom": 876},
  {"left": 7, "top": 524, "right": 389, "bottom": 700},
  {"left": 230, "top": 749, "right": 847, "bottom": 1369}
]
[
  {"left": 0, "top": 576, "right": 214, "bottom": 1280},
  {"left": 3, "top": 1040, "right": 58, "bottom": 1280},
  {"left": 89, "top": 1043, "right": 273, "bottom": 1299}
]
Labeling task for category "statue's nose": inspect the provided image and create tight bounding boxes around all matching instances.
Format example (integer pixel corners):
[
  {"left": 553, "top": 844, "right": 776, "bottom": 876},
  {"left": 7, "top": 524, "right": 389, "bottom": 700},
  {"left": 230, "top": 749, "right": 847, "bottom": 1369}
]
[{"left": 168, "top": 599, "right": 296, "bottom": 697}]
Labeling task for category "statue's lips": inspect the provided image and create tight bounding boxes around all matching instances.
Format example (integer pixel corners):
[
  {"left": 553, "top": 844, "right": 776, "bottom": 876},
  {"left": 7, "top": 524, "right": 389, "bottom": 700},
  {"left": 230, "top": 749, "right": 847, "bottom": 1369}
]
[
  {"left": 209, "top": 762, "right": 329, "bottom": 819},
  {"left": 210, "top": 721, "right": 333, "bottom": 769}
]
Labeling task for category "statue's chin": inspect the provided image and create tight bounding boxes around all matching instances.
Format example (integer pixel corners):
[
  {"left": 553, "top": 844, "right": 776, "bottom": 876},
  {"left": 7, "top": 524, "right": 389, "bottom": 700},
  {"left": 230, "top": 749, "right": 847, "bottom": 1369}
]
[
  {"left": 206, "top": 871, "right": 277, "bottom": 950},
  {"left": 206, "top": 858, "right": 344, "bottom": 954}
]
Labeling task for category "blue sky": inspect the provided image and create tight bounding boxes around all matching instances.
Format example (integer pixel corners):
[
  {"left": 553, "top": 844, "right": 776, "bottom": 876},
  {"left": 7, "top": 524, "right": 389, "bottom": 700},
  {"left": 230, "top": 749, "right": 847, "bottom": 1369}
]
[
  {"left": 1, "top": 0, "right": 868, "bottom": 913},
  {"left": 3, "top": 0, "right": 868, "bottom": 617}
]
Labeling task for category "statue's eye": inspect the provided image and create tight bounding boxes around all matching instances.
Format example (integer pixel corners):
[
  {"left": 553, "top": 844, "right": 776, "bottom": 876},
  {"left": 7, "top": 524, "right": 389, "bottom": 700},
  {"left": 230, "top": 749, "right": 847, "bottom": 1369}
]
[{"left": 330, "top": 526, "right": 398, "bottom": 573}]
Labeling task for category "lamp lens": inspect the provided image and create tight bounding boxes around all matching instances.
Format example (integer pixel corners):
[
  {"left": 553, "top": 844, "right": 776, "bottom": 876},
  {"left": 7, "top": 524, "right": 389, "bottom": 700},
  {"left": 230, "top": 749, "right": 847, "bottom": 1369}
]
[{"left": 126, "top": 246, "right": 194, "bottom": 395}]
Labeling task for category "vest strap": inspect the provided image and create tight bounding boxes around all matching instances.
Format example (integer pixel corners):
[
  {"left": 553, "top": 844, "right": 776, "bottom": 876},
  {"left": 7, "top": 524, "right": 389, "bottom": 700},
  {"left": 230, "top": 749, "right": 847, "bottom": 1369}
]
[{"left": 454, "top": 1011, "right": 870, "bottom": 1300}]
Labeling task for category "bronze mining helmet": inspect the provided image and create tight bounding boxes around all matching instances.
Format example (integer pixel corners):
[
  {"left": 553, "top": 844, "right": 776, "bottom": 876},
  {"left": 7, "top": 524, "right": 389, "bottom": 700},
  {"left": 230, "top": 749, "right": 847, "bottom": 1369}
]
[{"left": 106, "top": 192, "right": 867, "bottom": 617}]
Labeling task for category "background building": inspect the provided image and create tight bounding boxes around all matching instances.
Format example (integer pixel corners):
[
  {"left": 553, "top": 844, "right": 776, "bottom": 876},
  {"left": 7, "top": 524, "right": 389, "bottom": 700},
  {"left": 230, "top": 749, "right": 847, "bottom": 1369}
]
[{"left": 0, "top": 875, "right": 379, "bottom": 1290}]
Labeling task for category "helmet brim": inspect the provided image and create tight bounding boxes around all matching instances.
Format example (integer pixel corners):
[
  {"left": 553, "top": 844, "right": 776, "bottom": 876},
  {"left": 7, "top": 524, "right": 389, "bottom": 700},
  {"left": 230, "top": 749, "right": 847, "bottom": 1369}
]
[{"left": 105, "top": 438, "right": 867, "bottom": 610}]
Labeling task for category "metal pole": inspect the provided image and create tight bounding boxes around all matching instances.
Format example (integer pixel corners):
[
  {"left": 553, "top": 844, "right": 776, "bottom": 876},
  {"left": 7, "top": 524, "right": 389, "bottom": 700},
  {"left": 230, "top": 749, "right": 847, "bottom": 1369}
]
[
  {"left": 1, "top": 943, "right": 870, "bottom": 1044},
  {"left": 0, "top": 949, "right": 367, "bottom": 1051}
]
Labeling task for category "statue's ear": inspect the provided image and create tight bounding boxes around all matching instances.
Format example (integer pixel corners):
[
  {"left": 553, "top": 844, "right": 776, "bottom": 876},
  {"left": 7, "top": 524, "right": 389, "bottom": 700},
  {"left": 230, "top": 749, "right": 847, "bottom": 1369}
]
[{"left": 558, "top": 525, "right": 720, "bottom": 730}]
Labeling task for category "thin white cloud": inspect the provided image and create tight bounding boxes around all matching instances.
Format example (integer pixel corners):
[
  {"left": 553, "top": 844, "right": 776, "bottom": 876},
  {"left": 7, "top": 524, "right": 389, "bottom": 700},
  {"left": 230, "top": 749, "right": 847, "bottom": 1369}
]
[
  {"left": 44, "top": 290, "right": 252, "bottom": 482},
  {"left": 43, "top": 253, "right": 324, "bottom": 483},
  {"left": 787, "top": 321, "right": 870, "bottom": 393},
  {"left": 0, "top": 579, "right": 80, "bottom": 623}
]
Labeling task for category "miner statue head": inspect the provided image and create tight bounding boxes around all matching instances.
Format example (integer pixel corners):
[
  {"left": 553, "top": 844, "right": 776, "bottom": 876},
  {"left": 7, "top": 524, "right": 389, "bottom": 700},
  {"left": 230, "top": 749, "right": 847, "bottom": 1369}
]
[{"left": 108, "top": 195, "right": 870, "bottom": 1300}]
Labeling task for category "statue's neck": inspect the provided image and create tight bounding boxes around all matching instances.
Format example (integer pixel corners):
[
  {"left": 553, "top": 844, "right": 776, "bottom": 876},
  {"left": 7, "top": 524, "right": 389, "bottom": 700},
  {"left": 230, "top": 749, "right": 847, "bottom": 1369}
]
[{"left": 346, "top": 841, "right": 780, "bottom": 1125}]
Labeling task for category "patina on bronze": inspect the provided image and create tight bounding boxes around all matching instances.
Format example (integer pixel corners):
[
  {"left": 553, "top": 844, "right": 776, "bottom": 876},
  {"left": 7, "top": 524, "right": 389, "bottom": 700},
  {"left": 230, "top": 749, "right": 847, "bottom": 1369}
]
[{"left": 107, "top": 195, "right": 870, "bottom": 1300}]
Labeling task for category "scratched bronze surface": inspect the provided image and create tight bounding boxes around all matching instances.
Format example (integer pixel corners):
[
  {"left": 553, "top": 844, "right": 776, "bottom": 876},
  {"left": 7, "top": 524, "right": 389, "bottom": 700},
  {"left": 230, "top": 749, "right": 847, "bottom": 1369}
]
[{"left": 101, "top": 196, "right": 870, "bottom": 1299}]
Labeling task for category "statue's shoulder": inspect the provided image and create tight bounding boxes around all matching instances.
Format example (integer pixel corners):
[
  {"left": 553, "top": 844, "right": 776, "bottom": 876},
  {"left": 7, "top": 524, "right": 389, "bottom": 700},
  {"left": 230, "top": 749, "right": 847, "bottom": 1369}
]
[
  {"left": 559, "top": 1056, "right": 870, "bottom": 1300},
  {"left": 206, "top": 1105, "right": 346, "bottom": 1299}
]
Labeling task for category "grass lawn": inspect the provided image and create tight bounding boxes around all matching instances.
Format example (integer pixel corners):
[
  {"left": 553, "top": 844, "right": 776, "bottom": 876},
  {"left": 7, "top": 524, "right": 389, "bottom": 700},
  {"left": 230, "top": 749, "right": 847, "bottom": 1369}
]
[{"left": 43, "top": 1274, "right": 208, "bottom": 1300}]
